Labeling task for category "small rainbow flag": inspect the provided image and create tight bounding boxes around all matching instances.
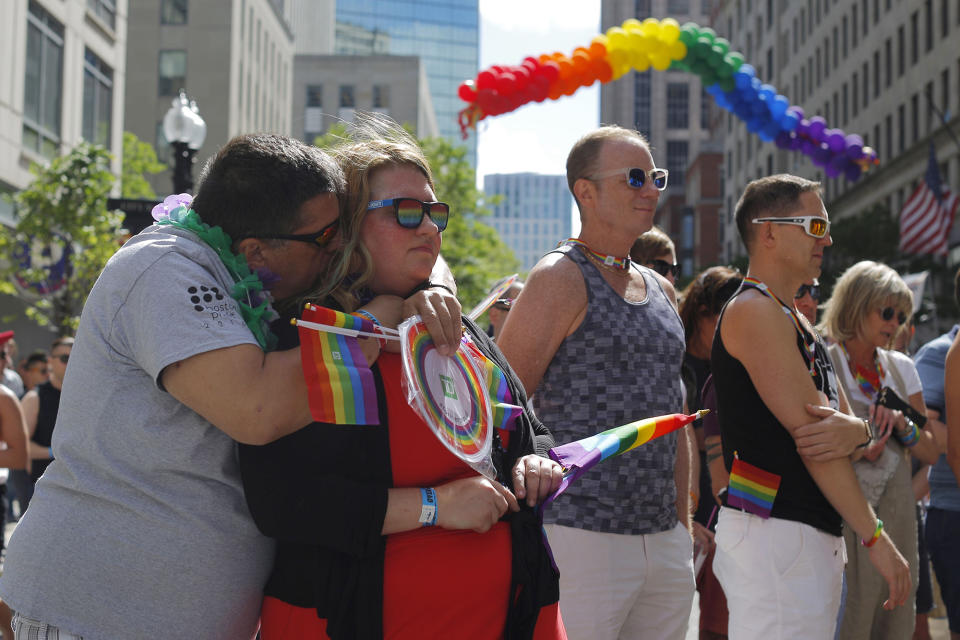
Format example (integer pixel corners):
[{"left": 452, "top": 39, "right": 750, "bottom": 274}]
[
  {"left": 462, "top": 338, "right": 524, "bottom": 432},
  {"left": 298, "top": 305, "right": 379, "bottom": 425},
  {"left": 727, "top": 456, "right": 781, "bottom": 519}
]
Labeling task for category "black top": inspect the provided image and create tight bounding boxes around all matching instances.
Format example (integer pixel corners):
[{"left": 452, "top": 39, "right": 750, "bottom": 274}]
[
  {"left": 682, "top": 353, "right": 717, "bottom": 528},
  {"left": 239, "top": 315, "right": 559, "bottom": 640},
  {"left": 31, "top": 381, "right": 60, "bottom": 483},
  {"left": 711, "top": 289, "right": 842, "bottom": 536}
]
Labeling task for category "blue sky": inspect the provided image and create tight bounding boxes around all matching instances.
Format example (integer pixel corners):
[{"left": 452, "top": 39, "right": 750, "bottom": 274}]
[{"left": 475, "top": 1, "right": 601, "bottom": 185}]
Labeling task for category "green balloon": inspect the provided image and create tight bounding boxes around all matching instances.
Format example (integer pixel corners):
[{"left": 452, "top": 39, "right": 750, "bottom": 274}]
[
  {"left": 726, "top": 51, "right": 745, "bottom": 69},
  {"left": 678, "top": 28, "right": 698, "bottom": 47},
  {"left": 700, "top": 27, "right": 716, "bottom": 42}
]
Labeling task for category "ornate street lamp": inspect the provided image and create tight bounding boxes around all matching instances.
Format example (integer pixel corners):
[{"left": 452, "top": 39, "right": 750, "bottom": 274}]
[{"left": 162, "top": 90, "right": 207, "bottom": 194}]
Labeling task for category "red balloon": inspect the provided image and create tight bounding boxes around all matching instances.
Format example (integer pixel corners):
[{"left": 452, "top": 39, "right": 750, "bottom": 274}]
[
  {"left": 476, "top": 70, "right": 497, "bottom": 91},
  {"left": 457, "top": 81, "right": 477, "bottom": 102},
  {"left": 540, "top": 61, "right": 560, "bottom": 83},
  {"left": 496, "top": 72, "right": 517, "bottom": 95}
]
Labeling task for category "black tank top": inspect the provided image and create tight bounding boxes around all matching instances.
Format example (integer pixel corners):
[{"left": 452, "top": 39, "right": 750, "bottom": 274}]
[
  {"left": 31, "top": 381, "right": 61, "bottom": 482},
  {"left": 711, "top": 287, "right": 842, "bottom": 536}
]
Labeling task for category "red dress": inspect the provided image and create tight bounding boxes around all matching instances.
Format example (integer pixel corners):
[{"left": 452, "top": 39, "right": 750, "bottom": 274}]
[{"left": 260, "top": 353, "right": 565, "bottom": 639}]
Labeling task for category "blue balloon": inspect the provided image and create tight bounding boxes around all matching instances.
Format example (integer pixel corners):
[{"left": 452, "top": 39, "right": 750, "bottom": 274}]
[
  {"left": 779, "top": 112, "right": 800, "bottom": 132},
  {"left": 770, "top": 95, "right": 789, "bottom": 119}
]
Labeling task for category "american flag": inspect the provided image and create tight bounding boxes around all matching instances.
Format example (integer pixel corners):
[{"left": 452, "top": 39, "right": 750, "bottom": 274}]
[{"left": 899, "top": 142, "right": 960, "bottom": 257}]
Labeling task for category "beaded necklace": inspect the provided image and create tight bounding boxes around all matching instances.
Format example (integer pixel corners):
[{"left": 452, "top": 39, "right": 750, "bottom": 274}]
[
  {"left": 741, "top": 276, "right": 816, "bottom": 376},
  {"left": 561, "top": 238, "right": 631, "bottom": 272},
  {"left": 838, "top": 341, "right": 885, "bottom": 401},
  {"left": 152, "top": 194, "right": 278, "bottom": 350}
]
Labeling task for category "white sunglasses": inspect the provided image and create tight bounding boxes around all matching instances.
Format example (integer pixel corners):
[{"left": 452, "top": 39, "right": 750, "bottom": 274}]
[{"left": 751, "top": 216, "right": 831, "bottom": 239}]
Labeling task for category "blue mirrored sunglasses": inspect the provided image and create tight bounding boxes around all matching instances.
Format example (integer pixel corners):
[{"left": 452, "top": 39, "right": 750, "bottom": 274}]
[{"left": 589, "top": 167, "right": 669, "bottom": 191}]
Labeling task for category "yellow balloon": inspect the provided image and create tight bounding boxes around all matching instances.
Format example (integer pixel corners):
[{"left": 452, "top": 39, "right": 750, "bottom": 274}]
[
  {"left": 634, "top": 54, "right": 651, "bottom": 72},
  {"left": 611, "top": 60, "right": 631, "bottom": 80},
  {"left": 641, "top": 17, "right": 661, "bottom": 38},
  {"left": 607, "top": 27, "right": 628, "bottom": 51},
  {"left": 650, "top": 53, "right": 671, "bottom": 71},
  {"left": 591, "top": 34, "right": 609, "bottom": 49},
  {"left": 622, "top": 18, "right": 642, "bottom": 31},
  {"left": 669, "top": 40, "right": 687, "bottom": 60},
  {"left": 660, "top": 18, "right": 681, "bottom": 42}
]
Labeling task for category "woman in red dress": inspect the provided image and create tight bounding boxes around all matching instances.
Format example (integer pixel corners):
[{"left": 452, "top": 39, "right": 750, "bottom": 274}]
[{"left": 240, "top": 116, "right": 567, "bottom": 640}]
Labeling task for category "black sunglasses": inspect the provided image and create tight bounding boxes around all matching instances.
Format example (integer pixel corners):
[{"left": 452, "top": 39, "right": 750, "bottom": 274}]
[
  {"left": 492, "top": 297, "right": 513, "bottom": 311},
  {"left": 54, "top": 354, "right": 69, "bottom": 364},
  {"left": 366, "top": 198, "right": 450, "bottom": 232},
  {"left": 650, "top": 259, "right": 680, "bottom": 278},
  {"left": 251, "top": 219, "right": 338, "bottom": 249},
  {"left": 879, "top": 307, "right": 908, "bottom": 325},
  {"left": 795, "top": 284, "right": 821, "bottom": 301}
]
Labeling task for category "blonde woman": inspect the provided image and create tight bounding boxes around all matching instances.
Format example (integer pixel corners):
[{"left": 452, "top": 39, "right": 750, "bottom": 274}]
[{"left": 819, "top": 260, "right": 939, "bottom": 639}]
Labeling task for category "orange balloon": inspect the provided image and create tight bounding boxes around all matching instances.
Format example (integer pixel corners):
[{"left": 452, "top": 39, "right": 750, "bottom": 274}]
[
  {"left": 589, "top": 40, "right": 608, "bottom": 59},
  {"left": 595, "top": 59, "right": 613, "bottom": 83},
  {"left": 547, "top": 84, "right": 564, "bottom": 101}
]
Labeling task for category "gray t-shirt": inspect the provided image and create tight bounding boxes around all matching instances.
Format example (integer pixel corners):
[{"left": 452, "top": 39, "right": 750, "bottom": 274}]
[{"left": 0, "top": 225, "right": 275, "bottom": 640}]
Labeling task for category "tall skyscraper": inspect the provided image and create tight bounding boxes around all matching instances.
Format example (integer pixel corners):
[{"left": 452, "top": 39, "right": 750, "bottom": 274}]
[
  {"left": 600, "top": 0, "right": 720, "bottom": 273},
  {"left": 712, "top": 0, "right": 960, "bottom": 262},
  {"left": 484, "top": 173, "right": 573, "bottom": 271},
  {"left": 334, "top": 0, "right": 479, "bottom": 165}
]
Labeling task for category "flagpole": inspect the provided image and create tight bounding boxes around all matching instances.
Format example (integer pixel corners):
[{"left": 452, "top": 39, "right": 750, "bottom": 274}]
[
  {"left": 293, "top": 318, "right": 401, "bottom": 341},
  {"left": 924, "top": 88, "right": 960, "bottom": 156}
]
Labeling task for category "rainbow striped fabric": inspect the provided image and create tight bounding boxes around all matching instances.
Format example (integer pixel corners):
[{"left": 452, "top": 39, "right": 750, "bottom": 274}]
[
  {"left": 727, "top": 456, "right": 781, "bottom": 519},
  {"left": 298, "top": 305, "right": 379, "bottom": 425},
  {"left": 462, "top": 339, "right": 524, "bottom": 432}
]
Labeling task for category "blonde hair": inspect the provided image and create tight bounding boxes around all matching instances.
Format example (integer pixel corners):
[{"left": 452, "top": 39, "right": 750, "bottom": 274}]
[
  {"left": 304, "top": 113, "right": 434, "bottom": 311},
  {"left": 818, "top": 260, "right": 913, "bottom": 345}
]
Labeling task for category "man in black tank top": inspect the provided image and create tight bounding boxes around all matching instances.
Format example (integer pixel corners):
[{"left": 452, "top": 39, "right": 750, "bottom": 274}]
[
  {"left": 499, "top": 126, "right": 696, "bottom": 640},
  {"left": 710, "top": 174, "right": 910, "bottom": 639}
]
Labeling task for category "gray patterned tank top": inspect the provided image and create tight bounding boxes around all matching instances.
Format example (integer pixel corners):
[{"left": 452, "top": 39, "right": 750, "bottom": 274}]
[{"left": 535, "top": 244, "right": 686, "bottom": 535}]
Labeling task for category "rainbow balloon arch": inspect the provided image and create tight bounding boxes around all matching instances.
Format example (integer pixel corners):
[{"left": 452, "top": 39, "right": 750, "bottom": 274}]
[{"left": 457, "top": 18, "right": 879, "bottom": 182}]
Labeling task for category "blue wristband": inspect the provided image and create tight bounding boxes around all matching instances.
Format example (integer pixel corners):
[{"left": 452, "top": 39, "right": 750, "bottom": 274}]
[
  {"left": 354, "top": 309, "right": 380, "bottom": 326},
  {"left": 419, "top": 487, "right": 438, "bottom": 526}
]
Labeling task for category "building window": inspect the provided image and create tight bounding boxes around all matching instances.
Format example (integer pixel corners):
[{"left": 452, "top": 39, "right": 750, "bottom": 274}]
[
  {"left": 304, "top": 84, "right": 323, "bottom": 140},
  {"left": 87, "top": 0, "right": 116, "bottom": 30},
  {"left": 667, "top": 141, "right": 689, "bottom": 188},
  {"left": 884, "top": 38, "right": 892, "bottom": 87},
  {"left": 635, "top": 0, "right": 651, "bottom": 15},
  {"left": 926, "top": 81, "right": 935, "bottom": 131},
  {"left": 701, "top": 86, "right": 710, "bottom": 130},
  {"left": 842, "top": 83, "right": 848, "bottom": 124},
  {"left": 911, "top": 11, "right": 919, "bottom": 65},
  {"left": 874, "top": 50, "right": 881, "bottom": 96},
  {"left": 897, "top": 25, "right": 904, "bottom": 77},
  {"left": 372, "top": 85, "right": 390, "bottom": 109},
  {"left": 306, "top": 85, "right": 322, "bottom": 107},
  {"left": 943, "top": 69, "right": 950, "bottom": 117},
  {"left": 852, "top": 6, "right": 858, "bottom": 47},
  {"left": 667, "top": 0, "right": 689, "bottom": 12},
  {"left": 852, "top": 73, "right": 859, "bottom": 117},
  {"left": 666, "top": 83, "right": 689, "bottom": 129},
  {"left": 339, "top": 85, "right": 355, "bottom": 108},
  {"left": 161, "top": 0, "right": 187, "bottom": 25},
  {"left": 23, "top": 1, "right": 64, "bottom": 158},
  {"left": 943, "top": 0, "right": 950, "bottom": 39},
  {"left": 158, "top": 50, "right": 186, "bottom": 96},
  {"left": 634, "top": 71, "right": 651, "bottom": 135},
  {"left": 82, "top": 48, "right": 112, "bottom": 147},
  {"left": 884, "top": 114, "right": 892, "bottom": 162},
  {"left": 897, "top": 104, "right": 905, "bottom": 153},
  {"left": 863, "top": 0, "right": 869, "bottom": 34}
]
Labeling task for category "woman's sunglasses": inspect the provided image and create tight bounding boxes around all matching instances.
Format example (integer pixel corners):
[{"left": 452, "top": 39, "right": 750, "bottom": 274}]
[
  {"left": 492, "top": 297, "right": 513, "bottom": 311},
  {"left": 795, "top": 284, "right": 821, "bottom": 301},
  {"left": 650, "top": 259, "right": 680, "bottom": 278},
  {"left": 248, "top": 219, "right": 339, "bottom": 249},
  {"left": 879, "top": 306, "right": 908, "bottom": 325},
  {"left": 751, "top": 216, "right": 831, "bottom": 239},
  {"left": 589, "top": 167, "right": 669, "bottom": 191},
  {"left": 366, "top": 198, "right": 450, "bottom": 231}
]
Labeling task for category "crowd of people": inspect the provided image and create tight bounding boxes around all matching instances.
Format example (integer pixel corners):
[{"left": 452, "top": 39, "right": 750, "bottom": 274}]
[{"left": 0, "top": 116, "right": 955, "bottom": 640}]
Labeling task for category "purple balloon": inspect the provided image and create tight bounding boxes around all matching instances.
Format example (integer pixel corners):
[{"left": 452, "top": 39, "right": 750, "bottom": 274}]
[
  {"left": 801, "top": 139, "right": 817, "bottom": 156},
  {"left": 796, "top": 118, "right": 810, "bottom": 136},
  {"left": 787, "top": 105, "right": 805, "bottom": 121},
  {"left": 827, "top": 129, "right": 847, "bottom": 153},
  {"left": 825, "top": 164, "right": 841, "bottom": 178},
  {"left": 844, "top": 163, "right": 863, "bottom": 181},
  {"left": 775, "top": 131, "right": 792, "bottom": 149},
  {"left": 812, "top": 145, "right": 832, "bottom": 166},
  {"left": 845, "top": 134, "right": 864, "bottom": 159},
  {"left": 808, "top": 116, "right": 827, "bottom": 142}
]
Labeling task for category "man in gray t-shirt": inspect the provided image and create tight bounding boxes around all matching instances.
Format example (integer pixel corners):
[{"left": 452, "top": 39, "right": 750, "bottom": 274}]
[{"left": 0, "top": 135, "right": 461, "bottom": 640}]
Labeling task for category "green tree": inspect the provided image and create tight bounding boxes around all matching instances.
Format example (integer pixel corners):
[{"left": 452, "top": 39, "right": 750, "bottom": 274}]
[
  {"left": 121, "top": 131, "right": 166, "bottom": 199},
  {"left": 0, "top": 142, "right": 123, "bottom": 333},
  {"left": 314, "top": 124, "right": 519, "bottom": 308}
]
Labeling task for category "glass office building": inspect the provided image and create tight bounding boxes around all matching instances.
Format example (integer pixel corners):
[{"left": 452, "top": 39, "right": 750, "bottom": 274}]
[{"left": 335, "top": 0, "right": 478, "bottom": 165}]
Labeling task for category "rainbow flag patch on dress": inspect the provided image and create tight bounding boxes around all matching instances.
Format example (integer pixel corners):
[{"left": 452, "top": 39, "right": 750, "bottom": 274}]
[{"left": 727, "top": 456, "right": 781, "bottom": 519}]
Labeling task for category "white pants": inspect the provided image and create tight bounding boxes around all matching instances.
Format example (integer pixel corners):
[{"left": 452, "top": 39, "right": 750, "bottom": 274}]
[
  {"left": 713, "top": 508, "right": 846, "bottom": 640},
  {"left": 544, "top": 522, "right": 695, "bottom": 640}
]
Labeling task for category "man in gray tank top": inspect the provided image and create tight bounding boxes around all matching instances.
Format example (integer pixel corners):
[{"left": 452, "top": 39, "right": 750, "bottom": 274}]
[{"left": 498, "top": 125, "right": 695, "bottom": 640}]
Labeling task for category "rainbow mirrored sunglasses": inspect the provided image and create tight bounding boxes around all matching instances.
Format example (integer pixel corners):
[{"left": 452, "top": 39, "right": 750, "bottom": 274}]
[{"left": 366, "top": 198, "right": 450, "bottom": 231}]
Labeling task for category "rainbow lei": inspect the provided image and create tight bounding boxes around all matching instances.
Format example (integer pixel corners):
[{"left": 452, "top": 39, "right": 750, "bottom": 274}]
[
  {"left": 562, "top": 238, "right": 631, "bottom": 271},
  {"left": 838, "top": 342, "right": 885, "bottom": 401},
  {"left": 151, "top": 194, "right": 278, "bottom": 350},
  {"left": 742, "top": 277, "right": 816, "bottom": 376}
]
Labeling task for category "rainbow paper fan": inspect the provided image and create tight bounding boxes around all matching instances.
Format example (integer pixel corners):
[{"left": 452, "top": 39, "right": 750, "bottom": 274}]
[{"left": 400, "top": 316, "right": 495, "bottom": 479}]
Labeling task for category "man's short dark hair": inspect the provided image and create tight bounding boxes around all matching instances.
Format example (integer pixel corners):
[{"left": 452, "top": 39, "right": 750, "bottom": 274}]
[
  {"left": 191, "top": 134, "right": 346, "bottom": 241},
  {"left": 735, "top": 174, "right": 821, "bottom": 251},
  {"left": 25, "top": 350, "right": 49, "bottom": 368}
]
